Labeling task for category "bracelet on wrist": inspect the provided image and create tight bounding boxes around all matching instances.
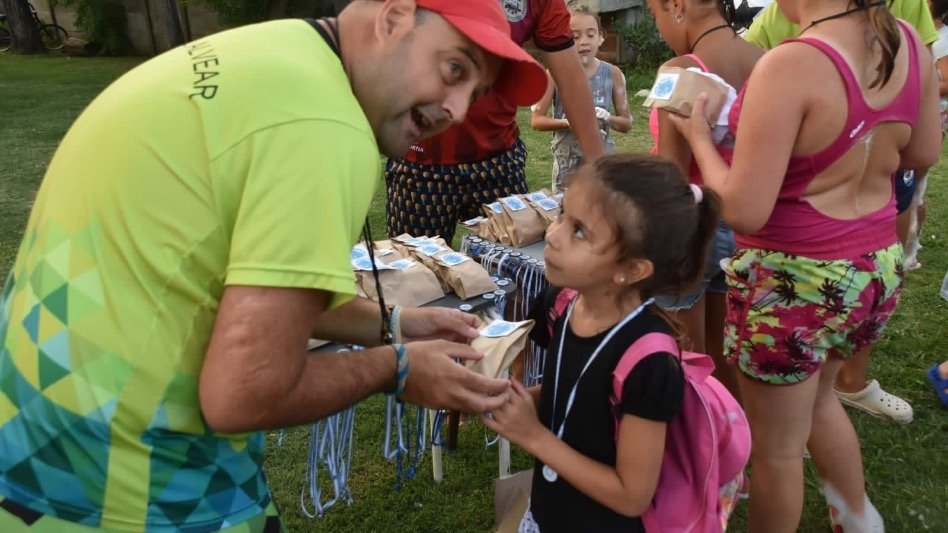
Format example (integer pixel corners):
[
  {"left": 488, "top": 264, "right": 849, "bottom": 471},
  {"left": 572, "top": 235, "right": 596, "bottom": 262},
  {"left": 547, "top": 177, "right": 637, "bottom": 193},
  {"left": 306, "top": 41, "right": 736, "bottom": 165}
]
[
  {"left": 388, "top": 305, "right": 403, "bottom": 344},
  {"left": 392, "top": 343, "right": 409, "bottom": 397}
]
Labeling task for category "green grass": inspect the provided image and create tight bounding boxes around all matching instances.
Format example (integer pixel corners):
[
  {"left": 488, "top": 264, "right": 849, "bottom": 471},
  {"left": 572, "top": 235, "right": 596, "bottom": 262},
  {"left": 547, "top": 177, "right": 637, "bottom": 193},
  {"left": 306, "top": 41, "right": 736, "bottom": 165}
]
[{"left": 1, "top": 55, "right": 946, "bottom": 532}]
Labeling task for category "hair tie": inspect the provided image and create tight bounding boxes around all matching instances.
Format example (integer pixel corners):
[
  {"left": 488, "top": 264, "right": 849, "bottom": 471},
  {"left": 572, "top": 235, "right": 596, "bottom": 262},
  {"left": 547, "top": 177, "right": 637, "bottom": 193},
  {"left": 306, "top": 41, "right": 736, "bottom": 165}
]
[{"left": 689, "top": 184, "right": 704, "bottom": 204}]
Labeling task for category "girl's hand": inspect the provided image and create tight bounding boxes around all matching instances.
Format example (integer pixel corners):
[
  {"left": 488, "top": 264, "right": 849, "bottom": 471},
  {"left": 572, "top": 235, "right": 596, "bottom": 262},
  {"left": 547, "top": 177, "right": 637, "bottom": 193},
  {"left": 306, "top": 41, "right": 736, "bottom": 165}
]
[
  {"left": 667, "top": 92, "right": 714, "bottom": 147},
  {"left": 481, "top": 379, "right": 547, "bottom": 453}
]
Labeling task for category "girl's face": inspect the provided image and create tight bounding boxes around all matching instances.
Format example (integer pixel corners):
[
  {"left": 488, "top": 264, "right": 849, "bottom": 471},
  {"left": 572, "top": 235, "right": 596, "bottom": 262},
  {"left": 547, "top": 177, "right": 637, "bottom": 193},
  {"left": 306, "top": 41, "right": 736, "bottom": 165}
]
[
  {"left": 543, "top": 174, "right": 628, "bottom": 290},
  {"left": 646, "top": 0, "right": 688, "bottom": 55},
  {"left": 570, "top": 13, "right": 604, "bottom": 65}
]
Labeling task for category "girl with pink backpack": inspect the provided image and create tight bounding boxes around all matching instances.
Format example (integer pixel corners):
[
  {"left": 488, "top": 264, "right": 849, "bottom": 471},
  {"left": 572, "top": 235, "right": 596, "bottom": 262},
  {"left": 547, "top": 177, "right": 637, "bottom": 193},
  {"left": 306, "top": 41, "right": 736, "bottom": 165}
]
[{"left": 483, "top": 154, "right": 749, "bottom": 532}]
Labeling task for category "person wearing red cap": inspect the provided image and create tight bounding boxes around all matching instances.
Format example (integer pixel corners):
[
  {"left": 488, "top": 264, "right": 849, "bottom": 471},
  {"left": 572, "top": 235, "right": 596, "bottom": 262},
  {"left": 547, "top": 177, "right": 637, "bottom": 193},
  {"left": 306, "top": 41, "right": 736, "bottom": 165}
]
[
  {"left": 385, "top": 0, "right": 607, "bottom": 242},
  {"left": 0, "top": 1, "right": 546, "bottom": 531}
]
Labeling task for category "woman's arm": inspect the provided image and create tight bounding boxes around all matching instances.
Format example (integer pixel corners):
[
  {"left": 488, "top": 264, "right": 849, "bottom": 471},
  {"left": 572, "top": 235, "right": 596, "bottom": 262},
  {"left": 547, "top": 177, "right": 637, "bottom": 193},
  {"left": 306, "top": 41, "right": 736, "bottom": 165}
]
[
  {"left": 936, "top": 56, "right": 948, "bottom": 97},
  {"left": 676, "top": 46, "right": 805, "bottom": 233},
  {"left": 531, "top": 70, "right": 571, "bottom": 132},
  {"left": 900, "top": 28, "right": 943, "bottom": 171},
  {"left": 606, "top": 66, "right": 633, "bottom": 133}
]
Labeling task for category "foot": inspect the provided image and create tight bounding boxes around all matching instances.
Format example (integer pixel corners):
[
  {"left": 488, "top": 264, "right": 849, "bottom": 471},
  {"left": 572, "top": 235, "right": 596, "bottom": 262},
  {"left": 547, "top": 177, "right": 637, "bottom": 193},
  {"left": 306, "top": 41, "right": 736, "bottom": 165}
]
[
  {"left": 835, "top": 380, "right": 913, "bottom": 424},
  {"left": 926, "top": 362, "right": 948, "bottom": 407}
]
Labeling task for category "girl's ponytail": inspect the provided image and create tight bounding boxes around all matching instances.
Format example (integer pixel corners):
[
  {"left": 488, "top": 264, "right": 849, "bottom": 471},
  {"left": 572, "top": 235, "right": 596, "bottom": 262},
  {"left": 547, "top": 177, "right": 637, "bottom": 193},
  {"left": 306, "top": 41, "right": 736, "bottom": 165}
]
[
  {"left": 859, "top": 0, "right": 901, "bottom": 88},
  {"left": 677, "top": 185, "right": 721, "bottom": 292}
]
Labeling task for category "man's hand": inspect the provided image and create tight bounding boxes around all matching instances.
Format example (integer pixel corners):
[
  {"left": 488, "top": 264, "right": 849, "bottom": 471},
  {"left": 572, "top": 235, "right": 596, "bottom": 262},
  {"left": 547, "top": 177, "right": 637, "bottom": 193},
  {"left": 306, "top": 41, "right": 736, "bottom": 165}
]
[
  {"left": 399, "top": 307, "right": 481, "bottom": 343},
  {"left": 400, "top": 340, "right": 510, "bottom": 413}
]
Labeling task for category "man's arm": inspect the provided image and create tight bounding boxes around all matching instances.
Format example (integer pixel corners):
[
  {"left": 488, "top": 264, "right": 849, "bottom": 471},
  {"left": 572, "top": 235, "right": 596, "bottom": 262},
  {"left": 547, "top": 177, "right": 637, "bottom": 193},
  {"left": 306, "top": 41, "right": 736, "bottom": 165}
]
[
  {"left": 543, "top": 48, "right": 605, "bottom": 160},
  {"left": 199, "top": 285, "right": 510, "bottom": 433}
]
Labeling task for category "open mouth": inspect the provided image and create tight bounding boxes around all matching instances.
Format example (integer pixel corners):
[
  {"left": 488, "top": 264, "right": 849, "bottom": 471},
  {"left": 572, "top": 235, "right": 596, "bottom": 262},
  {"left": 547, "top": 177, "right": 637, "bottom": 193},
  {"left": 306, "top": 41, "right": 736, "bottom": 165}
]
[{"left": 410, "top": 107, "right": 428, "bottom": 135}]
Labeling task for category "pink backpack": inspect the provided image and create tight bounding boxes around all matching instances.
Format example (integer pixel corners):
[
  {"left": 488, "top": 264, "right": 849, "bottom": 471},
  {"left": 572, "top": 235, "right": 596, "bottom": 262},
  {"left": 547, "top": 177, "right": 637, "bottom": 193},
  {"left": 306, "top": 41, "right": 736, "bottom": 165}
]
[{"left": 552, "top": 289, "right": 750, "bottom": 532}]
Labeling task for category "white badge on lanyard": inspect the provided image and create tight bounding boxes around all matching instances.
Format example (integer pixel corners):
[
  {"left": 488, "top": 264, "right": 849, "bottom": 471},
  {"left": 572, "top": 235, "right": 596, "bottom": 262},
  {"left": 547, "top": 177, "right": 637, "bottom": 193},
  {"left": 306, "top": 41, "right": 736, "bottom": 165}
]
[{"left": 544, "top": 295, "right": 654, "bottom": 483}]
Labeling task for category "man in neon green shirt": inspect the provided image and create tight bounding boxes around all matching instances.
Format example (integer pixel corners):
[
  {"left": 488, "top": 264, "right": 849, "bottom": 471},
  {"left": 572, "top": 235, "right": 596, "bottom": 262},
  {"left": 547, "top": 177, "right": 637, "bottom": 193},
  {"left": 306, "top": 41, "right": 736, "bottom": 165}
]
[{"left": 0, "top": 0, "right": 548, "bottom": 531}]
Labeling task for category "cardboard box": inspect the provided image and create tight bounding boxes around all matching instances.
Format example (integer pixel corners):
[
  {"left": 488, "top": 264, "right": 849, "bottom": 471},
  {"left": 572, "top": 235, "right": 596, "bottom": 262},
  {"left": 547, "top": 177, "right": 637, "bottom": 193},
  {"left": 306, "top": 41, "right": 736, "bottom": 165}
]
[{"left": 643, "top": 66, "right": 729, "bottom": 124}]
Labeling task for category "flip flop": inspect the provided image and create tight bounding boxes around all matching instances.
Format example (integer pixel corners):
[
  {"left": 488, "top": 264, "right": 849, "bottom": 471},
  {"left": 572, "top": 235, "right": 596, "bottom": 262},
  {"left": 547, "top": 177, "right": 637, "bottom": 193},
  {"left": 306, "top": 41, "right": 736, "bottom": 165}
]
[{"left": 926, "top": 364, "right": 948, "bottom": 407}]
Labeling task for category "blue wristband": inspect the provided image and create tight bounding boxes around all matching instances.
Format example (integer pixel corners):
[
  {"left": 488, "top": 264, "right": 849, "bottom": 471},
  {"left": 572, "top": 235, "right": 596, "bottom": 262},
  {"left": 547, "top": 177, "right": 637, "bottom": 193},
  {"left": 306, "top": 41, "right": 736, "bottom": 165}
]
[
  {"left": 389, "top": 305, "right": 403, "bottom": 344},
  {"left": 392, "top": 343, "right": 409, "bottom": 397}
]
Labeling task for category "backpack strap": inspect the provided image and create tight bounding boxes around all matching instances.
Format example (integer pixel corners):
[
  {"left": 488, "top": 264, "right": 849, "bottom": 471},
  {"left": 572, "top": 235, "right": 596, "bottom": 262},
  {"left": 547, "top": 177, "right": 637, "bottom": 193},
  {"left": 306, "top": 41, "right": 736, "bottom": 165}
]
[
  {"left": 611, "top": 332, "right": 679, "bottom": 403},
  {"left": 546, "top": 288, "right": 578, "bottom": 338},
  {"left": 610, "top": 332, "right": 717, "bottom": 416}
]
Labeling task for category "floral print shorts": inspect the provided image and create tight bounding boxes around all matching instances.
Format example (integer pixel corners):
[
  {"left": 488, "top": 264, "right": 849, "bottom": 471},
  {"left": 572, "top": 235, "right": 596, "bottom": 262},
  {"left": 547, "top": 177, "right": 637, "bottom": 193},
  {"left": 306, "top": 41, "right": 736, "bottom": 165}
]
[{"left": 722, "top": 243, "right": 904, "bottom": 385}]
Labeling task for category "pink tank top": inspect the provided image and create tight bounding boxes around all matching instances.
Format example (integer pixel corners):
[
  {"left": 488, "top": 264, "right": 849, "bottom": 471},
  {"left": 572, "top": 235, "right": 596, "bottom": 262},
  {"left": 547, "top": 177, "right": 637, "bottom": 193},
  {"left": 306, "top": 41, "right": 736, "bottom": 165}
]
[
  {"left": 728, "top": 20, "right": 921, "bottom": 260},
  {"left": 648, "top": 55, "right": 735, "bottom": 185}
]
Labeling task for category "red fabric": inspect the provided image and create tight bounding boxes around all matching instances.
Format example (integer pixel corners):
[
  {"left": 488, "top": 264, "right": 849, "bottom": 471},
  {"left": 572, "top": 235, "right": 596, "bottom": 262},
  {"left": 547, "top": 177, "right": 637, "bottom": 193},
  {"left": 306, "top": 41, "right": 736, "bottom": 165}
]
[{"left": 405, "top": 0, "right": 573, "bottom": 165}]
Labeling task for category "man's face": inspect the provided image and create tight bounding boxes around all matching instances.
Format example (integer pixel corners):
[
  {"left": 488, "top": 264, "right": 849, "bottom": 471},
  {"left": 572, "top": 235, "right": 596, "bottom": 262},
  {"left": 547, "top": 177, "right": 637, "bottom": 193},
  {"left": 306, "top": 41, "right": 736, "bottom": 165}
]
[{"left": 364, "top": 10, "right": 503, "bottom": 157}]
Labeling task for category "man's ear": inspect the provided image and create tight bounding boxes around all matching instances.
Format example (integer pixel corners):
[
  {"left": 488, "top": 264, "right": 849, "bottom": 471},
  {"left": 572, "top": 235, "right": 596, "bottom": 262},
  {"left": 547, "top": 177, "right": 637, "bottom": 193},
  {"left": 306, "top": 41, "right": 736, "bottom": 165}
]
[{"left": 375, "top": 0, "right": 417, "bottom": 43}]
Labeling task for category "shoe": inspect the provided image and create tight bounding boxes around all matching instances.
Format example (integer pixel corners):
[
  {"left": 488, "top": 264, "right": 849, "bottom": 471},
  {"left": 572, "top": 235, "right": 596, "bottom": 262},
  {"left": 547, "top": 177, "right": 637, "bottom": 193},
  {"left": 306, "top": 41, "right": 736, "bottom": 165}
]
[
  {"left": 926, "top": 364, "right": 948, "bottom": 407},
  {"left": 835, "top": 380, "right": 913, "bottom": 424}
]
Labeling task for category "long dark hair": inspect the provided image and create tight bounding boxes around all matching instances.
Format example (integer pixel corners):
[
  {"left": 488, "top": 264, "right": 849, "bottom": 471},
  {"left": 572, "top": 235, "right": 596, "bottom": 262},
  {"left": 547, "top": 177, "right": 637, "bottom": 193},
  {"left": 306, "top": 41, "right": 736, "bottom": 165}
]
[
  {"left": 573, "top": 154, "right": 721, "bottom": 303},
  {"left": 859, "top": 0, "right": 902, "bottom": 88}
]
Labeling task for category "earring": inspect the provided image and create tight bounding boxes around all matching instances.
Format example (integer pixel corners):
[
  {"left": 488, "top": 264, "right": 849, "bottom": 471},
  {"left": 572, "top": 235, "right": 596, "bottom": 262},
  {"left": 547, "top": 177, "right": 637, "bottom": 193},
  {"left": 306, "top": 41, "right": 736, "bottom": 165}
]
[
  {"left": 618, "top": 276, "right": 627, "bottom": 284},
  {"left": 676, "top": 13, "right": 683, "bottom": 23}
]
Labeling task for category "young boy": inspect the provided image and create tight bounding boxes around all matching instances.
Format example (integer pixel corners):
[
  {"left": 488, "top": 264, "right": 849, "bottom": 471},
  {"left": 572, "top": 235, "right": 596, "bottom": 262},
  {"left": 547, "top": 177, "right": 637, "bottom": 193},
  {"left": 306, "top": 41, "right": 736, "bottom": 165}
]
[{"left": 531, "top": 8, "right": 632, "bottom": 192}]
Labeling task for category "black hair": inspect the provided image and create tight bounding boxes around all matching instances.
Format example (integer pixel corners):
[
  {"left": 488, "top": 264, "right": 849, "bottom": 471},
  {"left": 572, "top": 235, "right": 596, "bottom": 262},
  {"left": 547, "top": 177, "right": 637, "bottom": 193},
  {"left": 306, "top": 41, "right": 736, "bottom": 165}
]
[{"left": 572, "top": 153, "right": 721, "bottom": 303}]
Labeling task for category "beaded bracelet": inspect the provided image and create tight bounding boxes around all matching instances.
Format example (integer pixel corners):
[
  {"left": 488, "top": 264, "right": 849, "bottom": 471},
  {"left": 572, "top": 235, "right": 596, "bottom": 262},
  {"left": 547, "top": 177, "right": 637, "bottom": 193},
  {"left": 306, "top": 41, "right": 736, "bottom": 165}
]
[{"left": 392, "top": 343, "right": 409, "bottom": 397}]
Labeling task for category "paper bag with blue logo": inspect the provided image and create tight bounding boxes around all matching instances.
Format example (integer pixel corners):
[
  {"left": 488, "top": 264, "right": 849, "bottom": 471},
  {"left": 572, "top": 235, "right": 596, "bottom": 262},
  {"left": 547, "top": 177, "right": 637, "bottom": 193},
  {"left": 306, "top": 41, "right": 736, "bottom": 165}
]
[{"left": 643, "top": 66, "right": 728, "bottom": 124}]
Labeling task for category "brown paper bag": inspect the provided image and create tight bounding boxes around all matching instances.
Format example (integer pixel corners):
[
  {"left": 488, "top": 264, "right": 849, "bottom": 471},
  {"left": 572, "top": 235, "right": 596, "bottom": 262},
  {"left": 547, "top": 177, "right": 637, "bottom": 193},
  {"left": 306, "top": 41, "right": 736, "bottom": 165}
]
[
  {"left": 483, "top": 202, "right": 511, "bottom": 244},
  {"left": 498, "top": 195, "right": 547, "bottom": 247},
  {"left": 643, "top": 66, "right": 728, "bottom": 124},
  {"left": 432, "top": 251, "right": 497, "bottom": 299},
  {"left": 405, "top": 240, "right": 454, "bottom": 293},
  {"left": 523, "top": 190, "right": 561, "bottom": 225},
  {"left": 494, "top": 469, "right": 533, "bottom": 532},
  {"left": 467, "top": 319, "right": 535, "bottom": 378},
  {"left": 356, "top": 258, "right": 445, "bottom": 307}
]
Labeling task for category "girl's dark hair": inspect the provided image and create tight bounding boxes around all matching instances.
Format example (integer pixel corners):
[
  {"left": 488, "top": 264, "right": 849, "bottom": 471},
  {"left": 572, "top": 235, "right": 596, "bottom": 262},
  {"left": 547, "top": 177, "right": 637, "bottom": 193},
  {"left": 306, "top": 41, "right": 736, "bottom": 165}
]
[
  {"left": 716, "top": 0, "right": 737, "bottom": 26},
  {"left": 933, "top": 0, "right": 948, "bottom": 25},
  {"left": 574, "top": 153, "right": 721, "bottom": 303},
  {"left": 859, "top": 0, "right": 902, "bottom": 88}
]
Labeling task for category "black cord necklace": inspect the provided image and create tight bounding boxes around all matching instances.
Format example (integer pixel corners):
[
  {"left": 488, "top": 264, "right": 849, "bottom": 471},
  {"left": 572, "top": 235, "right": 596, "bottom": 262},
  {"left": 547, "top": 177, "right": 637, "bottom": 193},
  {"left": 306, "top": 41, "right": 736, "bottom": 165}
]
[
  {"left": 799, "top": 1, "right": 886, "bottom": 35},
  {"left": 688, "top": 23, "right": 733, "bottom": 53}
]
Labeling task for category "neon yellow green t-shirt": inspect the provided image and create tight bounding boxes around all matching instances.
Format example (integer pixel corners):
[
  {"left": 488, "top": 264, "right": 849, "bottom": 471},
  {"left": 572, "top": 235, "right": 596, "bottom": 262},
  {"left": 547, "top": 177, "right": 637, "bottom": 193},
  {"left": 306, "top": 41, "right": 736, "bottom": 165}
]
[
  {"left": 0, "top": 19, "right": 379, "bottom": 531},
  {"left": 744, "top": 0, "right": 939, "bottom": 48}
]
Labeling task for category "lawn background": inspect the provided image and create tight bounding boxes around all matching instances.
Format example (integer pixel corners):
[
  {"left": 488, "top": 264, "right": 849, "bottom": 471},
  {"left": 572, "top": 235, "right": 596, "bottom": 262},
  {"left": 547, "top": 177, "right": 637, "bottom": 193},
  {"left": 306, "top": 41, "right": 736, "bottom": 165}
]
[{"left": 1, "top": 54, "right": 945, "bottom": 532}]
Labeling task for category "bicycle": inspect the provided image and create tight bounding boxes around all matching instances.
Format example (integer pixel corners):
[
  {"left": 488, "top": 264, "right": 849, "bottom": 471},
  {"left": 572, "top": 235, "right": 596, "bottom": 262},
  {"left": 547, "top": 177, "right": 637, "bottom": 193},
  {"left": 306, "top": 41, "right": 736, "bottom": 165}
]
[{"left": 0, "top": 2, "right": 68, "bottom": 52}]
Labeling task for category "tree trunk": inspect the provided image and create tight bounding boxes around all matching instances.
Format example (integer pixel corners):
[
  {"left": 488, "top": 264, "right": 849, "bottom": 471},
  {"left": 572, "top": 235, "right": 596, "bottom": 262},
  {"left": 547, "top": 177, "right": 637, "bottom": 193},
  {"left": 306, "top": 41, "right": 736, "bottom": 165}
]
[
  {"left": 155, "top": 0, "right": 184, "bottom": 49},
  {"left": 2, "top": 0, "right": 45, "bottom": 53}
]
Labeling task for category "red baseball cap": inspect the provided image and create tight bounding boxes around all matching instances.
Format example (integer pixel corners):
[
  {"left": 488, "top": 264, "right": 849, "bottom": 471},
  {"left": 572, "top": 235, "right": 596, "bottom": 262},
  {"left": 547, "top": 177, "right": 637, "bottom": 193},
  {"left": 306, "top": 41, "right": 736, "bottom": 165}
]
[{"left": 415, "top": 0, "right": 547, "bottom": 106}]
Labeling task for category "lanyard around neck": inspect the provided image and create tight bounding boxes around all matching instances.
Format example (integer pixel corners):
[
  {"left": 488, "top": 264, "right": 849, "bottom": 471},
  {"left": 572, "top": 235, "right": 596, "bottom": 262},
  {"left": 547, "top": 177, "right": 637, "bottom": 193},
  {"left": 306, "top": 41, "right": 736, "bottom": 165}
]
[{"left": 549, "top": 296, "right": 654, "bottom": 439}]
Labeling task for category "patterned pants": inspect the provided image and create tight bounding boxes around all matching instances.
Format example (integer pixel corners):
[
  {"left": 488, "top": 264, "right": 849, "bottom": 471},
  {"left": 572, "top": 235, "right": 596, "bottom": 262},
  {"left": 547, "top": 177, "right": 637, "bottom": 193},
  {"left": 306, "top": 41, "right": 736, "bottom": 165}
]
[
  {"left": 0, "top": 496, "right": 284, "bottom": 533},
  {"left": 385, "top": 139, "right": 529, "bottom": 242},
  {"left": 722, "top": 243, "right": 904, "bottom": 385}
]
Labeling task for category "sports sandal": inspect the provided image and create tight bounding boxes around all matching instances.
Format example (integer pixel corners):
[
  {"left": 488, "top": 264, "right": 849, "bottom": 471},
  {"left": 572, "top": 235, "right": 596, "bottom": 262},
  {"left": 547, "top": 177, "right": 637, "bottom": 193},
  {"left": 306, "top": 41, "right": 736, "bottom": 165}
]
[
  {"left": 835, "top": 380, "right": 913, "bottom": 424},
  {"left": 926, "top": 363, "right": 948, "bottom": 407}
]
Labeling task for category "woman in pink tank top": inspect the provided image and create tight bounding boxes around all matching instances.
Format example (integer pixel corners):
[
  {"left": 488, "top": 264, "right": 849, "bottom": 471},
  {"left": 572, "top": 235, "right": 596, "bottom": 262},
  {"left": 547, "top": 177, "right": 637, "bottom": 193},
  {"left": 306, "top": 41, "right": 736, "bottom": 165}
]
[
  {"left": 645, "top": 0, "right": 764, "bottom": 403},
  {"left": 671, "top": 0, "right": 941, "bottom": 530}
]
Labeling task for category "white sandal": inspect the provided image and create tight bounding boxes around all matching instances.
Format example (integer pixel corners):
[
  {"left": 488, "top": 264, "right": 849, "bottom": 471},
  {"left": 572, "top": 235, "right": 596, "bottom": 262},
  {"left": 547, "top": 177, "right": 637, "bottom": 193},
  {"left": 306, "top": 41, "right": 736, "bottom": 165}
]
[{"left": 835, "top": 380, "right": 913, "bottom": 424}]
